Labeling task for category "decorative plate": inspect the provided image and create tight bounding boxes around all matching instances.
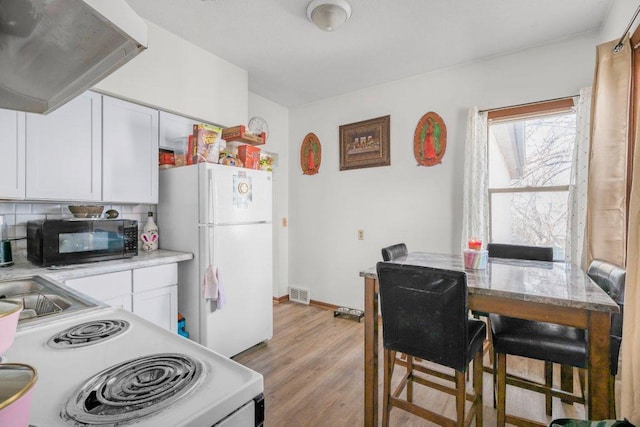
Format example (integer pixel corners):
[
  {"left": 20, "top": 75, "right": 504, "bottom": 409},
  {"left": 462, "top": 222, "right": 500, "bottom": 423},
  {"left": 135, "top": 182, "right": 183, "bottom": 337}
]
[
  {"left": 413, "top": 112, "right": 447, "bottom": 166},
  {"left": 248, "top": 116, "right": 269, "bottom": 141},
  {"left": 301, "top": 133, "right": 321, "bottom": 175}
]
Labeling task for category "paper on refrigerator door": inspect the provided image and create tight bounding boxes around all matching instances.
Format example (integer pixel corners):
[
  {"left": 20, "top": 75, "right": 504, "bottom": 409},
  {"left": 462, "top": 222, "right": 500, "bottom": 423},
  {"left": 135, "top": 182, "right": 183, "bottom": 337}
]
[{"left": 233, "top": 172, "right": 252, "bottom": 208}]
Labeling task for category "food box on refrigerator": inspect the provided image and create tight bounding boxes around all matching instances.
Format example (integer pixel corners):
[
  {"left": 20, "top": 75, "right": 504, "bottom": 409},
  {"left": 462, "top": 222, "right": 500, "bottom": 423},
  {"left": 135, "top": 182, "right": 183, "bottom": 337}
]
[
  {"left": 222, "top": 125, "right": 265, "bottom": 146},
  {"left": 192, "top": 124, "right": 223, "bottom": 163},
  {"left": 238, "top": 145, "right": 261, "bottom": 169}
]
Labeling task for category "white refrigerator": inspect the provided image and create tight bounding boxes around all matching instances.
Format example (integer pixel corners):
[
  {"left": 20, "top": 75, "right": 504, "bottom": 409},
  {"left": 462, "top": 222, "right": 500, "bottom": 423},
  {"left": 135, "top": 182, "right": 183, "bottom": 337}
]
[{"left": 158, "top": 163, "right": 273, "bottom": 357}]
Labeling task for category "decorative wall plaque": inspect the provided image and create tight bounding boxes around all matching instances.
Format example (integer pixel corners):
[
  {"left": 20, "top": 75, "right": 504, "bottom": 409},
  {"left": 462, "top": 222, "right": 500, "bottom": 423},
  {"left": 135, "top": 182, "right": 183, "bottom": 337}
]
[
  {"left": 301, "top": 133, "right": 321, "bottom": 175},
  {"left": 414, "top": 112, "right": 447, "bottom": 166}
]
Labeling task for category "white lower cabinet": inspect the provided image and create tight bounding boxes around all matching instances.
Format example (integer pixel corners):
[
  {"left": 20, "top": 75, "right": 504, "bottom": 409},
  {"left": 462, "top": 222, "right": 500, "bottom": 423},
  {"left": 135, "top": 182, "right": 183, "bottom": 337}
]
[
  {"left": 64, "top": 263, "right": 178, "bottom": 333},
  {"left": 104, "top": 294, "right": 133, "bottom": 312},
  {"left": 132, "top": 264, "right": 178, "bottom": 333},
  {"left": 65, "top": 270, "right": 132, "bottom": 312},
  {"left": 132, "top": 286, "right": 178, "bottom": 333}
]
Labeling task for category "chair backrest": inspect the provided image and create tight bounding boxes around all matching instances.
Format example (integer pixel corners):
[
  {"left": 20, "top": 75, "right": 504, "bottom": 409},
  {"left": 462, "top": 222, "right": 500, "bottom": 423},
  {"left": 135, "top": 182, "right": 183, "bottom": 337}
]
[
  {"left": 487, "top": 243, "right": 553, "bottom": 262},
  {"left": 376, "top": 262, "right": 468, "bottom": 371},
  {"left": 587, "top": 259, "right": 626, "bottom": 376},
  {"left": 381, "top": 243, "right": 408, "bottom": 261},
  {"left": 587, "top": 260, "right": 625, "bottom": 308}
]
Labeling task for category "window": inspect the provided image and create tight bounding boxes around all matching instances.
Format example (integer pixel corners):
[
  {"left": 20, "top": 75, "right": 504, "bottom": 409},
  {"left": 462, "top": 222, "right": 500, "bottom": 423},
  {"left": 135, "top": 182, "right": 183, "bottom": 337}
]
[{"left": 487, "top": 99, "right": 576, "bottom": 260}]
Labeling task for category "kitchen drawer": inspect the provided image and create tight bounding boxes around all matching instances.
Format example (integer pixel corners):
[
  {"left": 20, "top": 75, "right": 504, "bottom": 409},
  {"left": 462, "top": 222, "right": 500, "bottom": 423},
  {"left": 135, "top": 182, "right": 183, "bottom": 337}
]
[
  {"left": 65, "top": 270, "right": 132, "bottom": 301},
  {"left": 133, "top": 263, "right": 178, "bottom": 293}
]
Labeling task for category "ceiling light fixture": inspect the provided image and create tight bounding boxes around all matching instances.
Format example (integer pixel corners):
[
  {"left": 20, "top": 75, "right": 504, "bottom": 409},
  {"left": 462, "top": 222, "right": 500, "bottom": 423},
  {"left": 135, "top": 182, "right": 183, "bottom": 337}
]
[{"left": 306, "top": 0, "right": 352, "bottom": 32}]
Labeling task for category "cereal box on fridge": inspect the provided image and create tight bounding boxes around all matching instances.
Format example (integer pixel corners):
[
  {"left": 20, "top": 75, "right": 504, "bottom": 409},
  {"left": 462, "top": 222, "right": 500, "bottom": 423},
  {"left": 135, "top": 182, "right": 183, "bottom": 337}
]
[{"left": 192, "top": 124, "right": 223, "bottom": 163}]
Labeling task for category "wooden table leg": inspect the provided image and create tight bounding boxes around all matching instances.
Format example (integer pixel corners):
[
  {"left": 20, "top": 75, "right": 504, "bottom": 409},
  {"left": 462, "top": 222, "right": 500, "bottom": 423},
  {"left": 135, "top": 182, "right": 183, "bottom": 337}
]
[
  {"left": 587, "top": 311, "right": 611, "bottom": 419},
  {"left": 364, "top": 277, "right": 379, "bottom": 427}
]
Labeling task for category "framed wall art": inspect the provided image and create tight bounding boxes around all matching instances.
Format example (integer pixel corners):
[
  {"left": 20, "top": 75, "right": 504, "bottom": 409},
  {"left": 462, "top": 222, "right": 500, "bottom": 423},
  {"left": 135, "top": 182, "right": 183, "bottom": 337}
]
[
  {"left": 414, "top": 111, "right": 447, "bottom": 166},
  {"left": 301, "top": 132, "right": 321, "bottom": 175},
  {"left": 339, "top": 115, "right": 390, "bottom": 171}
]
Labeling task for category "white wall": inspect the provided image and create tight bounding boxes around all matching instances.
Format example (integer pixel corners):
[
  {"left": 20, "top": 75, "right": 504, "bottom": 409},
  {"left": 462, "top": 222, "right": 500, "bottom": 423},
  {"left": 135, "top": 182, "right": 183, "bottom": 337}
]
[
  {"left": 248, "top": 93, "right": 290, "bottom": 297},
  {"left": 288, "top": 33, "right": 599, "bottom": 310},
  {"left": 95, "top": 21, "right": 248, "bottom": 127},
  {"left": 600, "top": 0, "right": 640, "bottom": 43}
]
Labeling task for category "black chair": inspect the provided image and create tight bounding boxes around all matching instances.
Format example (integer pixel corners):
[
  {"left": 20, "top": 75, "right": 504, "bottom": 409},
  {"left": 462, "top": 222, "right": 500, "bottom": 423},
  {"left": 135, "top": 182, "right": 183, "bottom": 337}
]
[
  {"left": 377, "top": 262, "right": 485, "bottom": 426},
  {"left": 381, "top": 243, "right": 408, "bottom": 261},
  {"left": 491, "top": 259, "right": 625, "bottom": 426},
  {"left": 485, "top": 243, "right": 555, "bottom": 407},
  {"left": 550, "top": 418, "right": 635, "bottom": 426},
  {"left": 487, "top": 243, "right": 554, "bottom": 261},
  {"left": 380, "top": 244, "right": 415, "bottom": 378},
  {"left": 586, "top": 260, "right": 625, "bottom": 415}
]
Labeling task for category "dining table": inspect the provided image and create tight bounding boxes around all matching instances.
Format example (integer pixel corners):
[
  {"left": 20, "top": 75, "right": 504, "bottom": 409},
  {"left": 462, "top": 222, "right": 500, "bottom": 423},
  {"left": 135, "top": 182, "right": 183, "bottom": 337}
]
[{"left": 359, "top": 252, "right": 620, "bottom": 426}]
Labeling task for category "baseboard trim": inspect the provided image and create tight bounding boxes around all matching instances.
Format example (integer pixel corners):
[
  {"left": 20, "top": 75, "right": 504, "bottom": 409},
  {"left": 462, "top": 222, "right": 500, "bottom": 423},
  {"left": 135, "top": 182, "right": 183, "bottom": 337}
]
[
  {"left": 273, "top": 295, "right": 289, "bottom": 304},
  {"left": 310, "top": 299, "right": 339, "bottom": 311},
  {"left": 273, "top": 296, "right": 342, "bottom": 312}
]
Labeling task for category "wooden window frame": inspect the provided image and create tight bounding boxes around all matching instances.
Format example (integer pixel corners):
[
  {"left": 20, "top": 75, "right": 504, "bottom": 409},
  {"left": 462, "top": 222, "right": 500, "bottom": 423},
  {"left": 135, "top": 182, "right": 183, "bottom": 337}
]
[
  {"left": 486, "top": 97, "right": 577, "bottom": 247},
  {"left": 487, "top": 97, "right": 575, "bottom": 122}
]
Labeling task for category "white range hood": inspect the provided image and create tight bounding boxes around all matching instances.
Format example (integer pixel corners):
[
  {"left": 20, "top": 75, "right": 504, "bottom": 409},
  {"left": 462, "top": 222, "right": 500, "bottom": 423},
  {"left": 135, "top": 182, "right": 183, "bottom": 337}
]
[{"left": 0, "top": 0, "right": 147, "bottom": 114}]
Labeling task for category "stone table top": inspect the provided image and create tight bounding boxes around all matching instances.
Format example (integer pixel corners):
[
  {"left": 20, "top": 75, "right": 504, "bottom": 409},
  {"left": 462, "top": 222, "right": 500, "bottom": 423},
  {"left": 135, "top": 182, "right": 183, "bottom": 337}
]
[{"left": 360, "top": 252, "right": 619, "bottom": 313}]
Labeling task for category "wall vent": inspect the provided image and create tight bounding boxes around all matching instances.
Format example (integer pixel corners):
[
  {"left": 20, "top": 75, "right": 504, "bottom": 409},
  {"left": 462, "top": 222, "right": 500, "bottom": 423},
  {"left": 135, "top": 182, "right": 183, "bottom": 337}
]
[{"left": 288, "top": 286, "right": 310, "bottom": 305}]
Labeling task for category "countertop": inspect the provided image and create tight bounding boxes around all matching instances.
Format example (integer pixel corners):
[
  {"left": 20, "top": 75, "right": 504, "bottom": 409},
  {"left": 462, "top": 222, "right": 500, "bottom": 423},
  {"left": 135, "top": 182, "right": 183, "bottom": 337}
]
[{"left": 0, "top": 249, "right": 194, "bottom": 283}]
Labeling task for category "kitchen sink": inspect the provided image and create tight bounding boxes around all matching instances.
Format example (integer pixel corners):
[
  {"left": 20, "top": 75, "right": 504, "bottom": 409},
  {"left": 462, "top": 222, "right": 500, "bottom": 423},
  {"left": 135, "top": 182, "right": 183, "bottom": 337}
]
[
  {"left": 0, "top": 279, "right": 45, "bottom": 297},
  {"left": 0, "top": 276, "right": 99, "bottom": 325},
  {"left": 6, "top": 293, "right": 71, "bottom": 320}
]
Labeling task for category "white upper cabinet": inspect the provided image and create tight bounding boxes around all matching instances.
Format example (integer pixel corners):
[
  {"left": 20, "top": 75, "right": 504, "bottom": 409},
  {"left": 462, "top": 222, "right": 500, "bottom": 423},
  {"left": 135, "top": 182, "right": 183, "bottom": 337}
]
[
  {"left": 102, "top": 96, "right": 159, "bottom": 204},
  {"left": 25, "top": 92, "right": 102, "bottom": 201},
  {"left": 0, "top": 109, "right": 25, "bottom": 199},
  {"left": 159, "top": 110, "right": 194, "bottom": 152}
]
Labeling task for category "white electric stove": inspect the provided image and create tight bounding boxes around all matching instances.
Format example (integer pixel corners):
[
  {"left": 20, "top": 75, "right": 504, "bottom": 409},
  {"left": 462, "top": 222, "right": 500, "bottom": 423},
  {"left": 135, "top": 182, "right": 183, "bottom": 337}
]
[{"left": 4, "top": 307, "right": 264, "bottom": 426}]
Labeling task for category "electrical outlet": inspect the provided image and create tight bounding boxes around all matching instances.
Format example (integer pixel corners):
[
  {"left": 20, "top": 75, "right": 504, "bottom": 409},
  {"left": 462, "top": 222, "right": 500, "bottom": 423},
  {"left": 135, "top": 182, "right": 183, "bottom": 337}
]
[
  {"left": 282, "top": 217, "right": 288, "bottom": 227},
  {"left": 358, "top": 229, "right": 364, "bottom": 240}
]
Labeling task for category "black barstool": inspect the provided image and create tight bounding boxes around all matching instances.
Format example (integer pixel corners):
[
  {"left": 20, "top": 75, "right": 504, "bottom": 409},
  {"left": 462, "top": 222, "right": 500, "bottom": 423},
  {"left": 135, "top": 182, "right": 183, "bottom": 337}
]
[
  {"left": 377, "top": 262, "right": 485, "bottom": 426},
  {"left": 381, "top": 243, "right": 407, "bottom": 261},
  {"left": 485, "top": 243, "right": 554, "bottom": 406},
  {"left": 491, "top": 259, "right": 625, "bottom": 425}
]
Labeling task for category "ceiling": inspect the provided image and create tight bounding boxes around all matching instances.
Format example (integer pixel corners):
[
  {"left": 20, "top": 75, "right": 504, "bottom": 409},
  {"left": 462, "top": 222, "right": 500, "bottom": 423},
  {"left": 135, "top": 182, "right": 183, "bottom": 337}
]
[{"left": 125, "top": 0, "right": 613, "bottom": 107}]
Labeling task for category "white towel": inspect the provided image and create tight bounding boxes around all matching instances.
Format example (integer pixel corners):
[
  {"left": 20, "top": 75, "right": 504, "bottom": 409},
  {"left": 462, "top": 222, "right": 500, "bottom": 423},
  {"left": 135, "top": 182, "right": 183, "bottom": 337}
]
[
  {"left": 203, "top": 265, "right": 225, "bottom": 309},
  {"left": 203, "top": 265, "right": 216, "bottom": 299},
  {"left": 216, "top": 268, "right": 225, "bottom": 309}
]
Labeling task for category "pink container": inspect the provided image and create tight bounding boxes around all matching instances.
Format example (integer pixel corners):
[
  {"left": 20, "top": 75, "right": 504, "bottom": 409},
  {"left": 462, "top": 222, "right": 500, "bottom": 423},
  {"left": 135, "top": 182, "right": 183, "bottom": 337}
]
[
  {"left": 0, "top": 300, "right": 22, "bottom": 355},
  {"left": 463, "top": 249, "right": 489, "bottom": 270},
  {"left": 0, "top": 364, "right": 38, "bottom": 427}
]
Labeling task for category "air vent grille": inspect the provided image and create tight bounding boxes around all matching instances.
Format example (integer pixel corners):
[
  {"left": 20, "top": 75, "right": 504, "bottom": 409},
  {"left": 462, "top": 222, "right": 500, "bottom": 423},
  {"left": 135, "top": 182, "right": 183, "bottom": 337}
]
[{"left": 289, "top": 286, "right": 310, "bottom": 304}]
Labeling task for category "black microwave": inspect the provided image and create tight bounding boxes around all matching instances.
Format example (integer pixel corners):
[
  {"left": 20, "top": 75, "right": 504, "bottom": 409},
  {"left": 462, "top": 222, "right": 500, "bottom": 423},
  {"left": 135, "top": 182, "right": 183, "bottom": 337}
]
[{"left": 27, "top": 219, "right": 138, "bottom": 267}]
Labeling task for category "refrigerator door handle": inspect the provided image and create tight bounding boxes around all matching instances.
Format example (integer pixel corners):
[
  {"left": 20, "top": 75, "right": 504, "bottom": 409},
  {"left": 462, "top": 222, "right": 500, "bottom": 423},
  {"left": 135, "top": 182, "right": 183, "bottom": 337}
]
[{"left": 207, "top": 168, "right": 215, "bottom": 225}]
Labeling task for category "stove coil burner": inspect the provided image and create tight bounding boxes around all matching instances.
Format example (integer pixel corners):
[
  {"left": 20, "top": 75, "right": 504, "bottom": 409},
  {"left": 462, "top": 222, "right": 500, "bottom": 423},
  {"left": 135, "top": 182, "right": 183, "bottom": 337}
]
[
  {"left": 63, "top": 353, "right": 204, "bottom": 425},
  {"left": 48, "top": 320, "right": 130, "bottom": 349}
]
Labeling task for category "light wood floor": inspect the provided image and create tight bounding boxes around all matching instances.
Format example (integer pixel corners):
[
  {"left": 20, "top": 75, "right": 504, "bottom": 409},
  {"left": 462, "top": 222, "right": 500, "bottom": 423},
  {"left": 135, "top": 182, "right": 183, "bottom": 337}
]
[{"left": 234, "top": 302, "right": 620, "bottom": 426}]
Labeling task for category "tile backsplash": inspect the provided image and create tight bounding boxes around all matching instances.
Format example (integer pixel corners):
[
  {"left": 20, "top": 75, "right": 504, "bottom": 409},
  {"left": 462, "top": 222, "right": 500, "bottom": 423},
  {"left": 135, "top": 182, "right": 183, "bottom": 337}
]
[{"left": 0, "top": 202, "right": 156, "bottom": 256}]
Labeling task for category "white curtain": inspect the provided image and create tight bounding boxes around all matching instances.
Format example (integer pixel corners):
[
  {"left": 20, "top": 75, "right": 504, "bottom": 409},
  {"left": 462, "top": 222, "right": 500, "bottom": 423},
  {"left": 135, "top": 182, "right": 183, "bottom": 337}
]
[
  {"left": 461, "top": 107, "right": 489, "bottom": 249},
  {"left": 565, "top": 87, "right": 592, "bottom": 268}
]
